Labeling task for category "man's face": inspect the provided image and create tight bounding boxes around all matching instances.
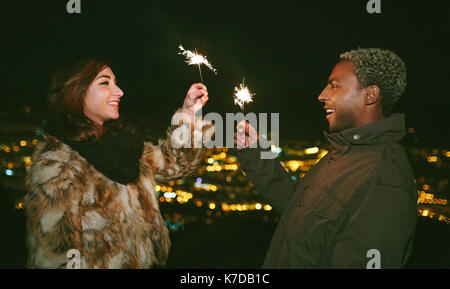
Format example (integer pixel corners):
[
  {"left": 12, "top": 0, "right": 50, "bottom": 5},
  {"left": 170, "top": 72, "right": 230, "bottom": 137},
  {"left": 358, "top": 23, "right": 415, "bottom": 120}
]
[{"left": 318, "top": 61, "right": 365, "bottom": 132}]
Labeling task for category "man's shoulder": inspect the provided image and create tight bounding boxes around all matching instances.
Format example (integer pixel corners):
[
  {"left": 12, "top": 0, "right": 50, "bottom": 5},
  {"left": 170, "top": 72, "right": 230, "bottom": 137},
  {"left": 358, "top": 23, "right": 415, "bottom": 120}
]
[{"left": 365, "top": 145, "right": 417, "bottom": 205}]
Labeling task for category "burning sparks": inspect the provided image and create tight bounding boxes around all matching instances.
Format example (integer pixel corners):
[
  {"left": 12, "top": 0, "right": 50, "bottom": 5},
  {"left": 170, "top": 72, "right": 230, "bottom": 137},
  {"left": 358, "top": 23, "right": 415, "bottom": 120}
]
[
  {"left": 178, "top": 45, "right": 217, "bottom": 74},
  {"left": 233, "top": 80, "right": 255, "bottom": 111}
]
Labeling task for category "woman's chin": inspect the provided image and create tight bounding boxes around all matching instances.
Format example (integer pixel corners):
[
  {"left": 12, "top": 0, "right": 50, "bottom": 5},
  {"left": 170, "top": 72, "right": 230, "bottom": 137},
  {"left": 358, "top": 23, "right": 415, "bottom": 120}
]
[{"left": 107, "top": 113, "right": 120, "bottom": 121}]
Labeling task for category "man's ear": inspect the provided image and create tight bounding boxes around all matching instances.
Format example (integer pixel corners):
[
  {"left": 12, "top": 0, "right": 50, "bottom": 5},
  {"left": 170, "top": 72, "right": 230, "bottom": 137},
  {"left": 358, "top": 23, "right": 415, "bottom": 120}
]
[{"left": 363, "top": 85, "right": 380, "bottom": 105}]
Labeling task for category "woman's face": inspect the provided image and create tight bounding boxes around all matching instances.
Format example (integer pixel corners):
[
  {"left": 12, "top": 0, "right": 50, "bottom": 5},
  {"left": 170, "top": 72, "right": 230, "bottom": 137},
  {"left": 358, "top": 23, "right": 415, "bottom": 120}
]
[{"left": 84, "top": 66, "right": 124, "bottom": 125}]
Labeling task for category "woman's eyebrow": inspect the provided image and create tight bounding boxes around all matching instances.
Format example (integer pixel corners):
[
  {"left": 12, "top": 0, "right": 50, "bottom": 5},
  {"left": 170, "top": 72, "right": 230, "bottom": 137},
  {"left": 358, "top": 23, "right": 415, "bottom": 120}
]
[{"left": 96, "top": 75, "right": 111, "bottom": 80}]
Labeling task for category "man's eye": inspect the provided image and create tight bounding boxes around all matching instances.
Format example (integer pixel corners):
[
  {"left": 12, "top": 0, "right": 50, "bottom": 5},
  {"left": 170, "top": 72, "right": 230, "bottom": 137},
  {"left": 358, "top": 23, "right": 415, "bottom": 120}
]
[
  {"left": 330, "top": 83, "right": 338, "bottom": 89},
  {"left": 100, "top": 81, "right": 109, "bottom": 85}
]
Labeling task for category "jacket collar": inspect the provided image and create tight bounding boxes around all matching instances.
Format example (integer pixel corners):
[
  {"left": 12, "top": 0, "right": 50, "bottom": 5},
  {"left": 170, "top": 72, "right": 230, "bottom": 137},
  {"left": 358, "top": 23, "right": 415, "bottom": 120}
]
[{"left": 324, "top": 113, "right": 406, "bottom": 151}]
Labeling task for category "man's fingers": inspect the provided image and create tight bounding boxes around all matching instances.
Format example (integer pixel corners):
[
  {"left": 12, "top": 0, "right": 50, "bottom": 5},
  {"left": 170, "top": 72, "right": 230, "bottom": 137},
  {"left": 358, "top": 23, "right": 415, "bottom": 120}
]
[{"left": 191, "top": 83, "right": 207, "bottom": 92}]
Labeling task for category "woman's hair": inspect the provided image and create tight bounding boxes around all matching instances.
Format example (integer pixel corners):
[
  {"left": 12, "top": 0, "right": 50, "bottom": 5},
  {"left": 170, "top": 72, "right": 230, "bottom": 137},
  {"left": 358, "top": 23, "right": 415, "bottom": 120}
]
[{"left": 47, "top": 56, "right": 134, "bottom": 140}]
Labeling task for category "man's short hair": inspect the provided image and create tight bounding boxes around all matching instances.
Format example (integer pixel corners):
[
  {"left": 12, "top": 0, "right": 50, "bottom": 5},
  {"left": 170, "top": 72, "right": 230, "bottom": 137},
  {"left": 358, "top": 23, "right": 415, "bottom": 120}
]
[{"left": 339, "top": 48, "right": 407, "bottom": 117}]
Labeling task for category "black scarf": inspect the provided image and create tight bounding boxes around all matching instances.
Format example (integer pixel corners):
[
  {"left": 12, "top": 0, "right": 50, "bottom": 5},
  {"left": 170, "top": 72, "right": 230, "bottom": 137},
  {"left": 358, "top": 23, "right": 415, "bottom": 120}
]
[{"left": 45, "top": 121, "right": 144, "bottom": 185}]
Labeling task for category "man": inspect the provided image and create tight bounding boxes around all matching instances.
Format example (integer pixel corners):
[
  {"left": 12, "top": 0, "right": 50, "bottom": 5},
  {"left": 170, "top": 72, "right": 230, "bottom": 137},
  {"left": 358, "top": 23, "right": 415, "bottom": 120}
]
[{"left": 235, "top": 48, "right": 417, "bottom": 268}]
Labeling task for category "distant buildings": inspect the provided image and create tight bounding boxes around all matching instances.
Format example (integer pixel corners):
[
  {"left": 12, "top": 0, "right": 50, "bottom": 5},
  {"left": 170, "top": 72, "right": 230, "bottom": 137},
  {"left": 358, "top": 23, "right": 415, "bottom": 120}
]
[{"left": 1, "top": 107, "right": 449, "bottom": 230}]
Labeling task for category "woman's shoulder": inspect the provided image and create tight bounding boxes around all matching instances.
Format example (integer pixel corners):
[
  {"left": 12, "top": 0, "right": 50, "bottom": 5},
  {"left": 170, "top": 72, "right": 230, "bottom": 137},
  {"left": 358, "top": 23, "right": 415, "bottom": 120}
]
[
  {"left": 27, "top": 134, "right": 85, "bottom": 186},
  {"left": 33, "top": 134, "right": 72, "bottom": 162}
]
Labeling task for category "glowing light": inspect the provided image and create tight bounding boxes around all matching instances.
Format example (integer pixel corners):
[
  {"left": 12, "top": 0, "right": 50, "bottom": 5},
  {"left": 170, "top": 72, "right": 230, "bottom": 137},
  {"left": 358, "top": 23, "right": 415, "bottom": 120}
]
[
  {"left": 305, "top": 147, "right": 319, "bottom": 154},
  {"left": 207, "top": 158, "right": 214, "bottom": 164},
  {"left": 15, "top": 202, "right": 24, "bottom": 210},
  {"left": 271, "top": 144, "right": 282, "bottom": 154},
  {"left": 178, "top": 45, "right": 217, "bottom": 72},
  {"left": 221, "top": 203, "right": 230, "bottom": 211},
  {"left": 4, "top": 146, "right": 11, "bottom": 153},
  {"left": 233, "top": 80, "right": 255, "bottom": 111},
  {"left": 422, "top": 209, "right": 429, "bottom": 217},
  {"left": 7, "top": 163, "right": 14, "bottom": 169},
  {"left": 427, "top": 156, "right": 438, "bottom": 163},
  {"left": 155, "top": 185, "right": 161, "bottom": 192},
  {"left": 263, "top": 205, "right": 272, "bottom": 211},
  {"left": 5, "top": 169, "right": 13, "bottom": 176},
  {"left": 23, "top": 157, "right": 32, "bottom": 166},
  {"left": 163, "top": 192, "right": 176, "bottom": 198},
  {"left": 255, "top": 203, "right": 262, "bottom": 210},
  {"left": 446, "top": 151, "right": 450, "bottom": 158},
  {"left": 317, "top": 149, "right": 329, "bottom": 160},
  {"left": 196, "top": 200, "right": 203, "bottom": 207},
  {"left": 20, "top": 140, "right": 27, "bottom": 147},
  {"left": 209, "top": 203, "right": 216, "bottom": 210},
  {"left": 285, "top": 160, "right": 303, "bottom": 172},
  {"left": 196, "top": 177, "right": 202, "bottom": 183},
  {"left": 178, "top": 44, "right": 217, "bottom": 82},
  {"left": 227, "top": 156, "right": 237, "bottom": 163}
]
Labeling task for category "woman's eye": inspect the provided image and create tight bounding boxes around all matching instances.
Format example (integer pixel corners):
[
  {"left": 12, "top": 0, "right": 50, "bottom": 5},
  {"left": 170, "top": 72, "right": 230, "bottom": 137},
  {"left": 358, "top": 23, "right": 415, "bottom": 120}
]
[{"left": 100, "top": 81, "right": 109, "bottom": 85}]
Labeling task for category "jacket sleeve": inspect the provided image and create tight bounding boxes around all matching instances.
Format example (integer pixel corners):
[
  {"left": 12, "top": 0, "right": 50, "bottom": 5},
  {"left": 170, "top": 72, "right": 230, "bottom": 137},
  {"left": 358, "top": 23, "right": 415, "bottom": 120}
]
[
  {"left": 235, "top": 146, "right": 298, "bottom": 214},
  {"left": 25, "top": 158, "right": 87, "bottom": 269},
  {"left": 140, "top": 108, "right": 214, "bottom": 182},
  {"left": 331, "top": 181, "right": 417, "bottom": 268}
]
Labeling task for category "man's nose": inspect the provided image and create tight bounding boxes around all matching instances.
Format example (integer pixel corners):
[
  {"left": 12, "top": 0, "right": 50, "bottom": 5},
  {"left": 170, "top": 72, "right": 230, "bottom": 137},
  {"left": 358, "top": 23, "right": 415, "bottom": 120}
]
[{"left": 318, "top": 87, "right": 328, "bottom": 102}]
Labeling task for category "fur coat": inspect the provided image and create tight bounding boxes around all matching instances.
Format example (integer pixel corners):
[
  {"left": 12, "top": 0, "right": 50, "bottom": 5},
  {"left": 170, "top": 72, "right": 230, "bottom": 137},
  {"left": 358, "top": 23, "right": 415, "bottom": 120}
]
[{"left": 24, "top": 110, "right": 213, "bottom": 269}]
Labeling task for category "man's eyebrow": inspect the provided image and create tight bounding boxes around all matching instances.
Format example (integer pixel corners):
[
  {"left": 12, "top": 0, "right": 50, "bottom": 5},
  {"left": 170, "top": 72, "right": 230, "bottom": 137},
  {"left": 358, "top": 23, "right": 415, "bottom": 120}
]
[{"left": 328, "top": 77, "right": 341, "bottom": 84}]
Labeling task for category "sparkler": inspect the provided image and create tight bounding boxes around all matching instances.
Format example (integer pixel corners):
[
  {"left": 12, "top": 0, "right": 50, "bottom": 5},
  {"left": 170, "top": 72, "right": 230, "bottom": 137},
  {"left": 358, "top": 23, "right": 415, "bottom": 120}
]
[
  {"left": 178, "top": 45, "right": 217, "bottom": 83},
  {"left": 233, "top": 77, "right": 255, "bottom": 113}
]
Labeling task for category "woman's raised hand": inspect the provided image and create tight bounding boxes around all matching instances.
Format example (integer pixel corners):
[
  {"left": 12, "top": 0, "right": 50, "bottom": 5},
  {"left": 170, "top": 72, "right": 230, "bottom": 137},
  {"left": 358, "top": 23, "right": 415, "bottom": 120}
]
[{"left": 181, "top": 83, "right": 209, "bottom": 123}]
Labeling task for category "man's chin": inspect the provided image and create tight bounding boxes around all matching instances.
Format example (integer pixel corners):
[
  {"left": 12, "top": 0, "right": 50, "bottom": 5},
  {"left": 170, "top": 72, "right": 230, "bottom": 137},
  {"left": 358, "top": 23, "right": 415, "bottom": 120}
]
[{"left": 327, "top": 122, "right": 338, "bottom": 133}]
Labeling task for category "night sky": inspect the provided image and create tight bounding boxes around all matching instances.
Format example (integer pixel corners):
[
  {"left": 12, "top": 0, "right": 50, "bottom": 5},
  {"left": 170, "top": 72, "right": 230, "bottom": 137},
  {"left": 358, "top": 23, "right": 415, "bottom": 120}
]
[{"left": 2, "top": 0, "right": 449, "bottom": 144}]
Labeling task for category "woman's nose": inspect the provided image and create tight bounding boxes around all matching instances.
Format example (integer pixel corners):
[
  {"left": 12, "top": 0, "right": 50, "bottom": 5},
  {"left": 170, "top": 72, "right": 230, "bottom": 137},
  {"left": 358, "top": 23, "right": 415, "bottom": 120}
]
[{"left": 114, "top": 85, "right": 124, "bottom": 97}]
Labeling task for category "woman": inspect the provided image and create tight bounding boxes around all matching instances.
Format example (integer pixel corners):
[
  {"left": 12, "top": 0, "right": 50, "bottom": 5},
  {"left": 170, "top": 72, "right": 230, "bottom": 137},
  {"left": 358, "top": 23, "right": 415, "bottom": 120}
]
[{"left": 24, "top": 56, "right": 212, "bottom": 269}]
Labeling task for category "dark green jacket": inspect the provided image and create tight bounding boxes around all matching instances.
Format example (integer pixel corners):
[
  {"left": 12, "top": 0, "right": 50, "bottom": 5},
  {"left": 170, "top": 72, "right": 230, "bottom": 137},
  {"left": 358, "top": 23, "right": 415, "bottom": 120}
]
[{"left": 236, "top": 114, "right": 418, "bottom": 268}]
